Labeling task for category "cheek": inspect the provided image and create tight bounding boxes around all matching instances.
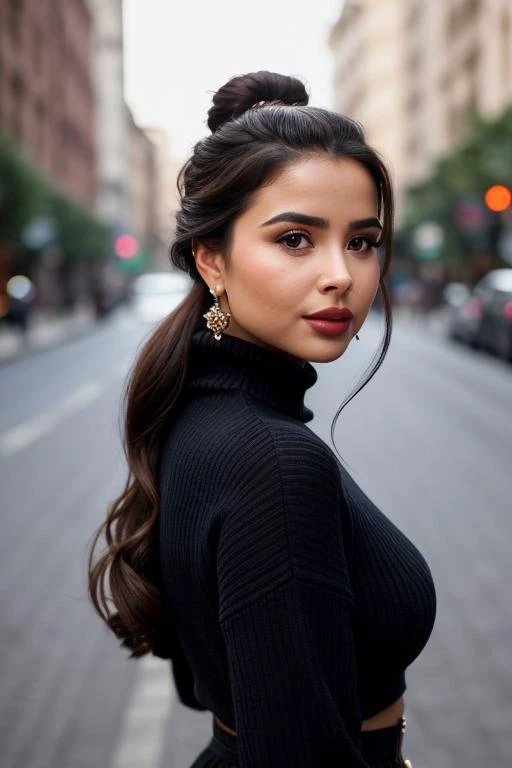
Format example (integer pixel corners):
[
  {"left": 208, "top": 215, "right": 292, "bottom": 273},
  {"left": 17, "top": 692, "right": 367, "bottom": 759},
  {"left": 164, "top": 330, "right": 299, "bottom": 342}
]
[
  {"left": 232, "top": 249, "right": 299, "bottom": 309},
  {"left": 357, "top": 257, "right": 381, "bottom": 296}
]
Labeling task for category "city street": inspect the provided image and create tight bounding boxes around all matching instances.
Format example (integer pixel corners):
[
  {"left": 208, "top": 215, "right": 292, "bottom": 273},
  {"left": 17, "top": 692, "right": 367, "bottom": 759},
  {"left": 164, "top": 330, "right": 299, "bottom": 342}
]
[{"left": 0, "top": 307, "right": 510, "bottom": 768}]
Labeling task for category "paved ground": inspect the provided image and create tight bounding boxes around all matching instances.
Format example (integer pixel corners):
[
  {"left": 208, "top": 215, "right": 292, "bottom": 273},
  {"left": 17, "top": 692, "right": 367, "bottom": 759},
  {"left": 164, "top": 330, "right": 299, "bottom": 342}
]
[
  {"left": 0, "top": 304, "right": 510, "bottom": 767},
  {"left": 0, "top": 305, "right": 101, "bottom": 366}
]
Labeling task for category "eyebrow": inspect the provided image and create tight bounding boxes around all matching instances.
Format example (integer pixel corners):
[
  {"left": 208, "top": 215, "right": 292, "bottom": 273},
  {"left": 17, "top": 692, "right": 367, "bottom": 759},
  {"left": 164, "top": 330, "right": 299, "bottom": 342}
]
[{"left": 259, "top": 211, "right": 382, "bottom": 231}]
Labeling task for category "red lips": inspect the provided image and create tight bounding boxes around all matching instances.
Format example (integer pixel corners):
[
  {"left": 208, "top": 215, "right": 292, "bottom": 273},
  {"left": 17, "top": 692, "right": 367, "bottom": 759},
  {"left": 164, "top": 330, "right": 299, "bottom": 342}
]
[{"left": 303, "top": 307, "right": 354, "bottom": 321}]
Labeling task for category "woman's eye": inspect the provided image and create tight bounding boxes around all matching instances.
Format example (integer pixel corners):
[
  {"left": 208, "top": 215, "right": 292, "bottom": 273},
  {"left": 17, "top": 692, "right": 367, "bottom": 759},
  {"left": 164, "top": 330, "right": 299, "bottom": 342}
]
[
  {"left": 277, "top": 231, "right": 312, "bottom": 251},
  {"left": 348, "top": 236, "right": 377, "bottom": 253}
]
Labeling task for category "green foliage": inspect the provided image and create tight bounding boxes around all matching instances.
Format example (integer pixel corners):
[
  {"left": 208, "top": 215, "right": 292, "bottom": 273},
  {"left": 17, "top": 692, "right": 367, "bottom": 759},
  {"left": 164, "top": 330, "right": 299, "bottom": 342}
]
[
  {"left": 404, "top": 104, "right": 512, "bottom": 230},
  {"left": 402, "top": 104, "right": 512, "bottom": 266},
  {"left": 0, "top": 130, "right": 113, "bottom": 261},
  {"left": 50, "top": 194, "right": 113, "bottom": 263},
  {"left": 0, "top": 132, "right": 49, "bottom": 244}
]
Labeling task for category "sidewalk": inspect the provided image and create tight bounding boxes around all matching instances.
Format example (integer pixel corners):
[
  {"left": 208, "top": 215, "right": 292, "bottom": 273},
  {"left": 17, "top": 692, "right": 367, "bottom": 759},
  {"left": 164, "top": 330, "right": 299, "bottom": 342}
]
[{"left": 0, "top": 304, "right": 98, "bottom": 366}]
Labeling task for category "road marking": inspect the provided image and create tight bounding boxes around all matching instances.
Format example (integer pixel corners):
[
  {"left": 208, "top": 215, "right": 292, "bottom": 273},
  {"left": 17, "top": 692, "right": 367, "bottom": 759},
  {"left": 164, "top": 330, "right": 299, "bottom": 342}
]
[
  {"left": 111, "top": 655, "right": 174, "bottom": 768},
  {"left": 0, "top": 380, "right": 105, "bottom": 456},
  {"left": 0, "top": 357, "right": 133, "bottom": 457}
]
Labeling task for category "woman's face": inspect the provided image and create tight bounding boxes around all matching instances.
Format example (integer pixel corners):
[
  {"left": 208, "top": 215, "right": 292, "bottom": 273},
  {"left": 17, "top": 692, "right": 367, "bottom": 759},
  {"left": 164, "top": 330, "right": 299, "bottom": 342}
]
[{"left": 195, "top": 154, "right": 383, "bottom": 365}]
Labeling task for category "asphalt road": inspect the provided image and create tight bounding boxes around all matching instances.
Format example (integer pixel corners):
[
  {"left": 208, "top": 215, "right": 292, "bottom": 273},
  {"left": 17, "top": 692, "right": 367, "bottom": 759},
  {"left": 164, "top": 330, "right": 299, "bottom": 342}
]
[{"left": 0, "top": 306, "right": 510, "bottom": 768}]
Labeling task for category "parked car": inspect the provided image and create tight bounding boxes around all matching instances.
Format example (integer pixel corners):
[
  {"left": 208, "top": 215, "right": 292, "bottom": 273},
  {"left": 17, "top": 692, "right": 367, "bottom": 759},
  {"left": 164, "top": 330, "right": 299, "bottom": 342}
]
[
  {"left": 446, "top": 269, "right": 512, "bottom": 361},
  {"left": 129, "top": 271, "right": 193, "bottom": 323},
  {"left": 445, "top": 281, "right": 482, "bottom": 345},
  {"left": 472, "top": 269, "right": 512, "bottom": 361}
]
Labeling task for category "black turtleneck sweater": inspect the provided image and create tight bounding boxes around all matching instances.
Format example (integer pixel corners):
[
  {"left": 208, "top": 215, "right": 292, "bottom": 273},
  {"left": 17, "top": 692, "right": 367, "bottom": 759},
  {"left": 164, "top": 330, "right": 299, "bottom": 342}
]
[{"left": 156, "top": 317, "right": 437, "bottom": 767}]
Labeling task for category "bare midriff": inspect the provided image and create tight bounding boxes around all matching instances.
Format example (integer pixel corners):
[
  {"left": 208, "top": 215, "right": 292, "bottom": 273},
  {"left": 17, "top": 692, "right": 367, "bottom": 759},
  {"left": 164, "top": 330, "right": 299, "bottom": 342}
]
[
  {"left": 214, "top": 695, "right": 405, "bottom": 737},
  {"left": 361, "top": 695, "right": 404, "bottom": 731}
]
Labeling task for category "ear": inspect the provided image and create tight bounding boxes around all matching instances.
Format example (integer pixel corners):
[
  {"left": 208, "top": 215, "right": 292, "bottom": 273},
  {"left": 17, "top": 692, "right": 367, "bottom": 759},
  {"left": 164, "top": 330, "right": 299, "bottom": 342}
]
[{"left": 192, "top": 239, "right": 227, "bottom": 291}]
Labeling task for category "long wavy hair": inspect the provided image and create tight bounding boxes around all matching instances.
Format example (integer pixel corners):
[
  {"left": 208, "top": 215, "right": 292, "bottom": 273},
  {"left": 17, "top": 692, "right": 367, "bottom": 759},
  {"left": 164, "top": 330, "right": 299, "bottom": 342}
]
[{"left": 87, "top": 70, "right": 395, "bottom": 658}]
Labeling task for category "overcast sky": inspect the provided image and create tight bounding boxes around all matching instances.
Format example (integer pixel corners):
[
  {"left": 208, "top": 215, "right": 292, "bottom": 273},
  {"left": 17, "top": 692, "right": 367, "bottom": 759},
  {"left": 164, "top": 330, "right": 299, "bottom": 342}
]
[{"left": 123, "top": 0, "right": 343, "bottom": 162}]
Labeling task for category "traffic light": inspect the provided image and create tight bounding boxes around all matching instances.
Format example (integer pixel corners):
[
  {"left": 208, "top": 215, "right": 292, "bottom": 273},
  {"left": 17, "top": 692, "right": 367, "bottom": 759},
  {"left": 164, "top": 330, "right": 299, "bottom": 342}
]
[
  {"left": 114, "top": 234, "right": 139, "bottom": 259},
  {"left": 484, "top": 185, "right": 511, "bottom": 213}
]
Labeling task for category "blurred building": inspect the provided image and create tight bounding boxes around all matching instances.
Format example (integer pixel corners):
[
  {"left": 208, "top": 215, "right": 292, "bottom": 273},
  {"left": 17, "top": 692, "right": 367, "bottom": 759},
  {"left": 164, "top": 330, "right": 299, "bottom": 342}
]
[
  {"left": 88, "top": 0, "right": 165, "bottom": 274},
  {"left": 126, "top": 108, "right": 161, "bottom": 267},
  {"left": 404, "top": 0, "right": 512, "bottom": 184},
  {"left": 87, "top": 0, "right": 130, "bottom": 230},
  {"left": 143, "top": 128, "right": 184, "bottom": 270},
  {"left": 329, "top": 0, "right": 512, "bottom": 217},
  {"left": 329, "top": 0, "right": 408, "bottom": 215},
  {"left": 0, "top": 0, "right": 96, "bottom": 207}
]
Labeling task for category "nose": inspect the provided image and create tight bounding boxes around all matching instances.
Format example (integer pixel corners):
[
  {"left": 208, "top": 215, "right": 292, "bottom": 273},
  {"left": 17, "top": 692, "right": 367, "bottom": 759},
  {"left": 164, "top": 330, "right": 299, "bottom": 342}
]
[{"left": 318, "top": 251, "right": 353, "bottom": 294}]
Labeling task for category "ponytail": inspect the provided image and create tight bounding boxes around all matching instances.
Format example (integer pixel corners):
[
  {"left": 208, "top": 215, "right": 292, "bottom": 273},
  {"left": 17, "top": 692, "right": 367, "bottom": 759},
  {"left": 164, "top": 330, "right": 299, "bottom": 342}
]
[{"left": 87, "top": 281, "right": 207, "bottom": 657}]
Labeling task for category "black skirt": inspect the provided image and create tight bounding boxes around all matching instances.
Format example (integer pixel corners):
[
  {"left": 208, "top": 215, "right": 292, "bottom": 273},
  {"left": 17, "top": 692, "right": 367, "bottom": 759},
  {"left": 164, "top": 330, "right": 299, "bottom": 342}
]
[{"left": 189, "top": 715, "right": 412, "bottom": 767}]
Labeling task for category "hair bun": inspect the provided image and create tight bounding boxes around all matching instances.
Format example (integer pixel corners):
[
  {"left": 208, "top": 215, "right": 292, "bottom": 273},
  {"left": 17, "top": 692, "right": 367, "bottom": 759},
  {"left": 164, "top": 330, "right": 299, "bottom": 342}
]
[{"left": 207, "top": 70, "right": 309, "bottom": 133}]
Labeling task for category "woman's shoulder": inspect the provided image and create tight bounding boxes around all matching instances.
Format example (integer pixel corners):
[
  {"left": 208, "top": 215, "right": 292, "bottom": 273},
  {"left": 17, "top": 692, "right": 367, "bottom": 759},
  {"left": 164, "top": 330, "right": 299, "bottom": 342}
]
[
  {"left": 170, "top": 388, "right": 331, "bottom": 459},
  {"left": 160, "top": 388, "right": 342, "bottom": 506},
  {"left": 210, "top": 391, "right": 346, "bottom": 520},
  {"left": 230, "top": 390, "right": 341, "bottom": 476}
]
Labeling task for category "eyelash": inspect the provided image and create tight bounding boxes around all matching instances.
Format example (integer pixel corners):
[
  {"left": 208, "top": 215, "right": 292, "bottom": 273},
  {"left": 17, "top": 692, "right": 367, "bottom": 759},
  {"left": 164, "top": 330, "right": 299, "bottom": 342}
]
[{"left": 275, "top": 229, "right": 382, "bottom": 254}]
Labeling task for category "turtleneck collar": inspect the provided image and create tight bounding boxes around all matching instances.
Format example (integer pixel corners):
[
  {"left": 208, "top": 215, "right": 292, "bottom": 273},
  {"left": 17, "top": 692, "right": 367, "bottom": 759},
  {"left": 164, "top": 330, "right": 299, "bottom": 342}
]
[{"left": 186, "top": 316, "right": 318, "bottom": 423}]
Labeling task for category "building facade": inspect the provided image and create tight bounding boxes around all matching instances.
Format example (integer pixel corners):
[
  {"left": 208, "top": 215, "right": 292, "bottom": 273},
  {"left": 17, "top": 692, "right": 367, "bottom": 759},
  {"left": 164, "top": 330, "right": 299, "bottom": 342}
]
[
  {"left": 329, "top": 0, "right": 408, "bottom": 214},
  {"left": 0, "top": 0, "right": 96, "bottom": 207},
  {"left": 143, "top": 127, "right": 184, "bottom": 270},
  {"left": 87, "top": 0, "right": 130, "bottom": 230},
  {"left": 404, "top": 0, "right": 512, "bottom": 184},
  {"left": 126, "top": 108, "right": 160, "bottom": 262},
  {"left": 329, "top": 0, "right": 512, "bottom": 214}
]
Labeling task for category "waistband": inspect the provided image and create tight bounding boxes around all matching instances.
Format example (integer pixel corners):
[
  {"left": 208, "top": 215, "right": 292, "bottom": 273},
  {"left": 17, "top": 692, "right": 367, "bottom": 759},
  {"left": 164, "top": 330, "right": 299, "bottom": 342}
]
[
  {"left": 360, "top": 717, "right": 407, "bottom": 762},
  {"left": 210, "top": 714, "right": 409, "bottom": 765}
]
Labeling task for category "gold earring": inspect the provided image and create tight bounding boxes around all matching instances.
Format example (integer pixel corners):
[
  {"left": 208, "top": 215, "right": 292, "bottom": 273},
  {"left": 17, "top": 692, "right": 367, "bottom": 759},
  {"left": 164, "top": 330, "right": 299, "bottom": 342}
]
[{"left": 203, "top": 286, "right": 231, "bottom": 341}]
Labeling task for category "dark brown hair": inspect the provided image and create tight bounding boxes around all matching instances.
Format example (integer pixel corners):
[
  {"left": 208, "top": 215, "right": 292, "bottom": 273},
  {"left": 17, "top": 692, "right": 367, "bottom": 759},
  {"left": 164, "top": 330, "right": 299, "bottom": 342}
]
[{"left": 87, "top": 70, "right": 394, "bottom": 658}]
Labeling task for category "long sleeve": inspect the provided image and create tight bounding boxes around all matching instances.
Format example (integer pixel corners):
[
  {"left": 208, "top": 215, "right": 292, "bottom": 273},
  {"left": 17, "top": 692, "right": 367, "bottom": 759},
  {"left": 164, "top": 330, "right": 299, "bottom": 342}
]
[
  {"left": 170, "top": 641, "right": 208, "bottom": 712},
  {"left": 150, "top": 564, "right": 207, "bottom": 712},
  {"left": 216, "top": 426, "right": 370, "bottom": 767},
  {"left": 152, "top": 628, "right": 208, "bottom": 713}
]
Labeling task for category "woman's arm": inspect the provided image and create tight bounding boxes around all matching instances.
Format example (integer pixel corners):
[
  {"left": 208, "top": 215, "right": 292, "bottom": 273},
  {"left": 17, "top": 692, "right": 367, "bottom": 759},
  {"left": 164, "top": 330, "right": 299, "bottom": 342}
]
[{"left": 216, "top": 427, "right": 370, "bottom": 767}]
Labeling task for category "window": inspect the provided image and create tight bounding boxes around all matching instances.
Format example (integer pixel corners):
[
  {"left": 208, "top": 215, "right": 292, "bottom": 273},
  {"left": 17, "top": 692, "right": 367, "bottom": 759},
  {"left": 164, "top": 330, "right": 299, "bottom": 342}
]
[
  {"left": 35, "top": 98, "right": 46, "bottom": 153},
  {"left": 10, "top": 72, "right": 23, "bottom": 141},
  {"left": 32, "top": 24, "right": 43, "bottom": 72},
  {"left": 8, "top": 0, "right": 23, "bottom": 44}
]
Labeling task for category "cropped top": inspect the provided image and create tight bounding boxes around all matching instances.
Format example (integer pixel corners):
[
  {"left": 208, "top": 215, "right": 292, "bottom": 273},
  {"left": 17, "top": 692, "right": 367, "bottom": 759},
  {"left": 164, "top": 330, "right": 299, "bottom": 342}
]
[{"left": 156, "top": 316, "right": 437, "bottom": 767}]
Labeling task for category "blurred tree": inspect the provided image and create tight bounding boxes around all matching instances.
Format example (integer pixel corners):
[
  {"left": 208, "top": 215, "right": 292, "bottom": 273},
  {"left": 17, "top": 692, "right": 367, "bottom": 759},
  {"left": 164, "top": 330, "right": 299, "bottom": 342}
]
[
  {"left": 0, "top": 132, "right": 49, "bottom": 246},
  {"left": 50, "top": 193, "right": 113, "bottom": 263},
  {"left": 0, "top": 131, "right": 113, "bottom": 262},
  {"left": 0, "top": 130, "right": 115, "bottom": 310},
  {"left": 402, "top": 105, "right": 512, "bottom": 279}
]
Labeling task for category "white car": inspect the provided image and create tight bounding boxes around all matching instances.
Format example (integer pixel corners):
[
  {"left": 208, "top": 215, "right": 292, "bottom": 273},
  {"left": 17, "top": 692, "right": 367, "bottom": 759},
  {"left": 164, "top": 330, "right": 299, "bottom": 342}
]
[{"left": 130, "top": 271, "right": 193, "bottom": 323}]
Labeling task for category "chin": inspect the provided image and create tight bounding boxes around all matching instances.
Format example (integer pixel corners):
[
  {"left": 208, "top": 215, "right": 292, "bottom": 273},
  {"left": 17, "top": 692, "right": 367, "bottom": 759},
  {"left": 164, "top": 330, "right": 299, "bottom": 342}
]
[{"left": 300, "top": 337, "right": 351, "bottom": 365}]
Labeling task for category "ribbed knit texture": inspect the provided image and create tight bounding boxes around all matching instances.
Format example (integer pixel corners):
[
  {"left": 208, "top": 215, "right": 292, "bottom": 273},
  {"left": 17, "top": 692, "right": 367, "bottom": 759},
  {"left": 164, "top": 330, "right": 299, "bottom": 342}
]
[{"left": 156, "top": 319, "right": 437, "bottom": 768}]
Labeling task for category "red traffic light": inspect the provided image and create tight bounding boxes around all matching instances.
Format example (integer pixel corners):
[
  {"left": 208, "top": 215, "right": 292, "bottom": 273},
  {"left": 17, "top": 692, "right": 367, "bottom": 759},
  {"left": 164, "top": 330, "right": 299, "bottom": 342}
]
[
  {"left": 114, "top": 234, "right": 139, "bottom": 259},
  {"left": 484, "top": 185, "right": 511, "bottom": 212}
]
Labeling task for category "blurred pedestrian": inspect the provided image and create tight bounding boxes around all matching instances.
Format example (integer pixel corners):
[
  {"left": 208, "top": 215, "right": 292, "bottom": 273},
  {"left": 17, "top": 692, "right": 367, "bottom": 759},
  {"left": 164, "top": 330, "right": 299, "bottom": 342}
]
[
  {"left": 90, "top": 275, "right": 111, "bottom": 320},
  {"left": 4, "top": 276, "right": 37, "bottom": 345}
]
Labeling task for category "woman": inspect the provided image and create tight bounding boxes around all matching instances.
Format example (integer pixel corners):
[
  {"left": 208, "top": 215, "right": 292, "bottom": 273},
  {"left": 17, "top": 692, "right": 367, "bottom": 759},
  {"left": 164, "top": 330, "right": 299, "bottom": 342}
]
[{"left": 88, "top": 71, "right": 436, "bottom": 767}]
